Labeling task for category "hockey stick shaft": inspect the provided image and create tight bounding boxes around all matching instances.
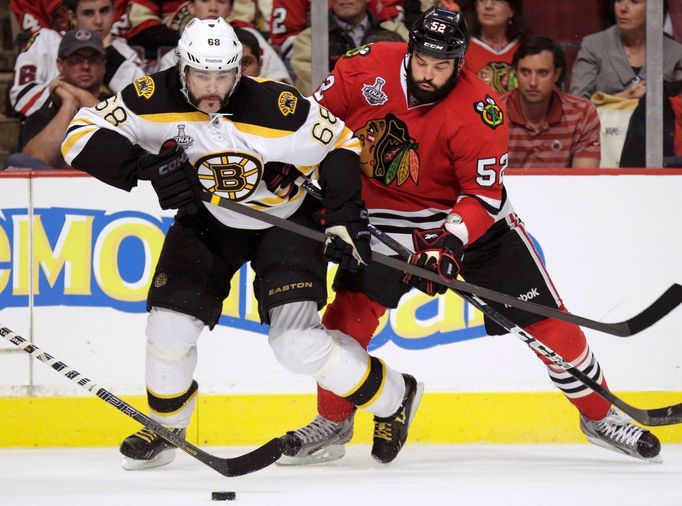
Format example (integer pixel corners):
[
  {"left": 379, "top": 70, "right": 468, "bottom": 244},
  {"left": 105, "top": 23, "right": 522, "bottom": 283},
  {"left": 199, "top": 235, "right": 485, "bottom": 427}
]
[
  {"left": 295, "top": 181, "right": 682, "bottom": 425},
  {"left": 0, "top": 325, "right": 282, "bottom": 476},
  {"left": 200, "top": 188, "right": 682, "bottom": 337},
  {"left": 361, "top": 224, "right": 682, "bottom": 426}
]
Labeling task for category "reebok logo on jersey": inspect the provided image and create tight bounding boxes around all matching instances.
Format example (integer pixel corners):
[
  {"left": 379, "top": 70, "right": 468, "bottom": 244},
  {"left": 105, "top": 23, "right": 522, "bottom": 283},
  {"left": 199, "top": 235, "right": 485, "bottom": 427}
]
[
  {"left": 424, "top": 233, "right": 439, "bottom": 240},
  {"left": 518, "top": 288, "right": 540, "bottom": 301},
  {"left": 268, "top": 282, "right": 313, "bottom": 296},
  {"left": 362, "top": 77, "right": 388, "bottom": 106},
  {"left": 502, "top": 288, "right": 540, "bottom": 308}
]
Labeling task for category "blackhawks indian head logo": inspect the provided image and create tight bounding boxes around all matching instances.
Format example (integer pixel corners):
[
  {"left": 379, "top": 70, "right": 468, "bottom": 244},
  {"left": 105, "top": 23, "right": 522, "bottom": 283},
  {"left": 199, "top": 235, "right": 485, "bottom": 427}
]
[
  {"left": 474, "top": 95, "right": 504, "bottom": 129},
  {"left": 477, "top": 62, "right": 517, "bottom": 93},
  {"left": 356, "top": 114, "right": 420, "bottom": 187}
]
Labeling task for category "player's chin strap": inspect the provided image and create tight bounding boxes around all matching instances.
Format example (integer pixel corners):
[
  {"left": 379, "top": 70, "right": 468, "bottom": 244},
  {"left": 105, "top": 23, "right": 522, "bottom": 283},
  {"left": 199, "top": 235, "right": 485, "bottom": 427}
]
[
  {"left": 281, "top": 177, "right": 682, "bottom": 427},
  {"left": 0, "top": 327, "right": 283, "bottom": 476},
  {"left": 198, "top": 186, "right": 682, "bottom": 339}
]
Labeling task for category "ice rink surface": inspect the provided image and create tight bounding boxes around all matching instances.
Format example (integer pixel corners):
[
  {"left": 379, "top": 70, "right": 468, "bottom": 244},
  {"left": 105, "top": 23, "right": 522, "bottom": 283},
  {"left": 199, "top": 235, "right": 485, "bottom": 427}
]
[{"left": 3, "top": 444, "right": 682, "bottom": 506}]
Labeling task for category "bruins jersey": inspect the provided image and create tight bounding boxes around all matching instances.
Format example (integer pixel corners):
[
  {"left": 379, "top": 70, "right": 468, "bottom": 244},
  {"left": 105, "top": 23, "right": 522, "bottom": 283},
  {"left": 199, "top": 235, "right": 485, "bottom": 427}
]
[{"left": 62, "top": 68, "right": 360, "bottom": 229}]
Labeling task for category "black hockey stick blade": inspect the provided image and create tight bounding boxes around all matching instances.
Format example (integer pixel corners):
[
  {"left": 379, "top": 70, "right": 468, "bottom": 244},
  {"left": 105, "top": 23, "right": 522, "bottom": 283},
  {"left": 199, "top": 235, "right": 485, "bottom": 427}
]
[
  {"left": 621, "top": 283, "right": 682, "bottom": 336},
  {"left": 0, "top": 326, "right": 283, "bottom": 476},
  {"left": 201, "top": 191, "right": 680, "bottom": 337}
]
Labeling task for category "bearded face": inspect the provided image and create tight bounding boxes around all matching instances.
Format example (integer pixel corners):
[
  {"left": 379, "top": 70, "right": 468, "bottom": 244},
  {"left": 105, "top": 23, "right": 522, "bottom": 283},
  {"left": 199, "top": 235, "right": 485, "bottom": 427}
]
[{"left": 407, "top": 53, "right": 460, "bottom": 105}]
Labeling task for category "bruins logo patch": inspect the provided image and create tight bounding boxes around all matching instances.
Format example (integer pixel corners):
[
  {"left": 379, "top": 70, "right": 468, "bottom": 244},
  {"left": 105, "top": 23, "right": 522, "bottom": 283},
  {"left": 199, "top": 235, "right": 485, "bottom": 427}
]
[
  {"left": 474, "top": 95, "right": 504, "bottom": 129},
  {"left": 154, "top": 273, "right": 167, "bottom": 288},
  {"left": 278, "top": 91, "right": 298, "bottom": 116},
  {"left": 134, "top": 76, "right": 155, "bottom": 99},
  {"left": 356, "top": 113, "right": 420, "bottom": 187},
  {"left": 196, "top": 151, "right": 263, "bottom": 202}
]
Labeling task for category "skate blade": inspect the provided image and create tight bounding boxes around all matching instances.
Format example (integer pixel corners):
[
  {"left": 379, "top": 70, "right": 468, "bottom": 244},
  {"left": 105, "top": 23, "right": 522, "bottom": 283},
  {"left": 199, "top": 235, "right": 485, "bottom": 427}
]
[
  {"left": 408, "top": 382, "right": 425, "bottom": 428},
  {"left": 585, "top": 435, "right": 663, "bottom": 464},
  {"left": 276, "top": 444, "right": 345, "bottom": 466},
  {"left": 121, "top": 448, "right": 177, "bottom": 470}
]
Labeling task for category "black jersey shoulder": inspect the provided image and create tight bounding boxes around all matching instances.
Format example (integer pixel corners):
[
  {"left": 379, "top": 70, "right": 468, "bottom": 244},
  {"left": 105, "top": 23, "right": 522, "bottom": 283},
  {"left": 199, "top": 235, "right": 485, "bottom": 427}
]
[
  {"left": 226, "top": 78, "right": 312, "bottom": 132},
  {"left": 119, "top": 68, "right": 195, "bottom": 115}
]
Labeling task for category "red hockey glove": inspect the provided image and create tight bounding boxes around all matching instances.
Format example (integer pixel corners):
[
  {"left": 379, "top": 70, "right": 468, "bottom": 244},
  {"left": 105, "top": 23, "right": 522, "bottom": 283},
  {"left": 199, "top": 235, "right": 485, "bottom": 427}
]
[
  {"left": 137, "top": 139, "right": 200, "bottom": 210},
  {"left": 316, "top": 200, "right": 372, "bottom": 273},
  {"left": 402, "top": 227, "right": 464, "bottom": 296}
]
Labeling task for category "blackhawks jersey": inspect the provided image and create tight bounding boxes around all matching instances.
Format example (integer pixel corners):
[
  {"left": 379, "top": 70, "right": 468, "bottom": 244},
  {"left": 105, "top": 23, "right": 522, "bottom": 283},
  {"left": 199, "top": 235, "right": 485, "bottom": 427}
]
[
  {"left": 62, "top": 69, "right": 360, "bottom": 230},
  {"left": 463, "top": 37, "right": 520, "bottom": 93},
  {"left": 10, "top": 28, "right": 145, "bottom": 117},
  {"left": 314, "top": 42, "right": 512, "bottom": 253}
]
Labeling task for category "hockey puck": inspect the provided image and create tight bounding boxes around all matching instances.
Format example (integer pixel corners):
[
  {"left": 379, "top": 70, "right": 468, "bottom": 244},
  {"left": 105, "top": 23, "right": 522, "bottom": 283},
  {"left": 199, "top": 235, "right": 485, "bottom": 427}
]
[{"left": 212, "top": 491, "right": 236, "bottom": 501}]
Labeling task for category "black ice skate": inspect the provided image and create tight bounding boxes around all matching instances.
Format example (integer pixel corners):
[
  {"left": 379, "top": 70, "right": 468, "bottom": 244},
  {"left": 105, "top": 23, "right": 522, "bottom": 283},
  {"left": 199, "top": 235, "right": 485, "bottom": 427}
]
[
  {"left": 278, "top": 413, "right": 355, "bottom": 465},
  {"left": 119, "top": 427, "right": 185, "bottom": 470},
  {"left": 371, "top": 374, "right": 424, "bottom": 464},
  {"left": 580, "top": 408, "right": 661, "bottom": 462}
]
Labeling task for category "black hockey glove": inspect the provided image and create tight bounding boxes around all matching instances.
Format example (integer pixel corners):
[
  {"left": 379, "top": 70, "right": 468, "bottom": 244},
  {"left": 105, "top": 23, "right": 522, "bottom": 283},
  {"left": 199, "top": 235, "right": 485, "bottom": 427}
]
[
  {"left": 137, "top": 139, "right": 200, "bottom": 210},
  {"left": 402, "top": 227, "right": 464, "bottom": 296},
  {"left": 316, "top": 200, "right": 372, "bottom": 272},
  {"left": 262, "top": 162, "right": 299, "bottom": 199}
]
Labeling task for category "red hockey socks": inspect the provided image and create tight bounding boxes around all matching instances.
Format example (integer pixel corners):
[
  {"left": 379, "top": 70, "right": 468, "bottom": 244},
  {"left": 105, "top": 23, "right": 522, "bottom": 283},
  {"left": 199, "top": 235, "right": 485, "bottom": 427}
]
[
  {"left": 317, "top": 290, "right": 387, "bottom": 422},
  {"left": 525, "top": 312, "right": 611, "bottom": 420}
]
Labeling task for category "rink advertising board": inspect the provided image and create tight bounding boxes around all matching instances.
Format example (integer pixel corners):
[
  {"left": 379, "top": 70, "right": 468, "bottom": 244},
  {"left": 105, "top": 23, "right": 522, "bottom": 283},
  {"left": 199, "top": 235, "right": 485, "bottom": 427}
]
[{"left": 0, "top": 170, "right": 681, "bottom": 446}]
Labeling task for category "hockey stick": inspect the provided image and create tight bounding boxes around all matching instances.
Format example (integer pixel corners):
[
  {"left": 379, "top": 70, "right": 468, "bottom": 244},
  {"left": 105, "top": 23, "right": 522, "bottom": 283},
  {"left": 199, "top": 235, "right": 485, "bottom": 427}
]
[
  {"left": 199, "top": 188, "right": 682, "bottom": 337},
  {"left": 291, "top": 180, "right": 682, "bottom": 426},
  {"left": 0, "top": 325, "right": 283, "bottom": 476},
  {"left": 360, "top": 221, "right": 682, "bottom": 426}
]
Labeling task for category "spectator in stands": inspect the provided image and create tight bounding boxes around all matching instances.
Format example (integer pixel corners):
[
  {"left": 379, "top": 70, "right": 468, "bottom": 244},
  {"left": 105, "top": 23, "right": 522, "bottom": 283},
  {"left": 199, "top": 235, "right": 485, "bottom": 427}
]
[
  {"left": 571, "top": 0, "right": 682, "bottom": 100},
  {"left": 463, "top": 0, "right": 529, "bottom": 93},
  {"left": 291, "top": 0, "right": 408, "bottom": 96},
  {"left": 236, "top": 27, "right": 264, "bottom": 77},
  {"left": 126, "top": 0, "right": 279, "bottom": 61},
  {"left": 10, "top": 0, "right": 145, "bottom": 117},
  {"left": 3, "top": 29, "right": 109, "bottom": 170},
  {"left": 9, "top": 0, "right": 129, "bottom": 39},
  {"left": 125, "top": 0, "right": 184, "bottom": 59},
  {"left": 620, "top": 80, "right": 682, "bottom": 167},
  {"left": 269, "top": 0, "right": 407, "bottom": 68},
  {"left": 155, "top": 0, "right": 291, "bottom": 83},
  {"left": 500, "top": 37, "right": 601, "bottom": 168}
]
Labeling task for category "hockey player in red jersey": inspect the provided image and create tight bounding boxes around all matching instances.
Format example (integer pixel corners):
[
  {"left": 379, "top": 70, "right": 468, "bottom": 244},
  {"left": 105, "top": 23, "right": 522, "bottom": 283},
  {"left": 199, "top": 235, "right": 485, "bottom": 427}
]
[{"left": 277, "top": 7, "right": 662, "bottom": 465}]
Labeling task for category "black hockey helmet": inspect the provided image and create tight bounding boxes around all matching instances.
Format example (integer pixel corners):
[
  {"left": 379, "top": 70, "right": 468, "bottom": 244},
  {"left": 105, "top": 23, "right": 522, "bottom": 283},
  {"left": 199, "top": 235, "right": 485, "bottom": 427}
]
[{"left": 408, "top": 7, "right": 469, "bottom": 61}]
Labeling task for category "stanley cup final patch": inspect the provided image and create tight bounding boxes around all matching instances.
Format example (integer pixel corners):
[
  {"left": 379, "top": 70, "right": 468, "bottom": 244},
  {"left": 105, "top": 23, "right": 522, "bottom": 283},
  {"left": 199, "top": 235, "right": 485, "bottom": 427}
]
[
  {"left": 474, "top": 95, "right": 504, "bottom": 129},
  {"left": 362, "top": 77, "right": 388, "bottom": 106}
]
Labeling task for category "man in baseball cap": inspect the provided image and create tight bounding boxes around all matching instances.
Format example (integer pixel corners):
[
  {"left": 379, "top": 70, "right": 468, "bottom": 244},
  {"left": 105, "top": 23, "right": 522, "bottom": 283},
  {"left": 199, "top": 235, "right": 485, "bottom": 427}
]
[
  {"left": 3, "top": 28, "right": 108, "bottom": 170},
  {"left": 58, "top": 28, "right": 106, "bottom": 58}
]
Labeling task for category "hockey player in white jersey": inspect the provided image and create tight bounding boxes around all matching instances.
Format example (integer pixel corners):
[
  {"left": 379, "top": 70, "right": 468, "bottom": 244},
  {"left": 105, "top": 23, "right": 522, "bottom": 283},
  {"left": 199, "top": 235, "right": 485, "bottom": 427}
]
[
  {"left": 10, "top": 0, "right": 145, "bottom": 117},
  {"left": 62, "top": 17, "right": 422, "bottom": 470}
]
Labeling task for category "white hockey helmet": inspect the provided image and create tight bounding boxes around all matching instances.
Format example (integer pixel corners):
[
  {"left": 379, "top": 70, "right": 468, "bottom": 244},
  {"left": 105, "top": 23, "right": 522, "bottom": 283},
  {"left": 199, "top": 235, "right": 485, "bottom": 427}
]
[{"left": 177, "top": 17, "right": 243, "bottom": 106}]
